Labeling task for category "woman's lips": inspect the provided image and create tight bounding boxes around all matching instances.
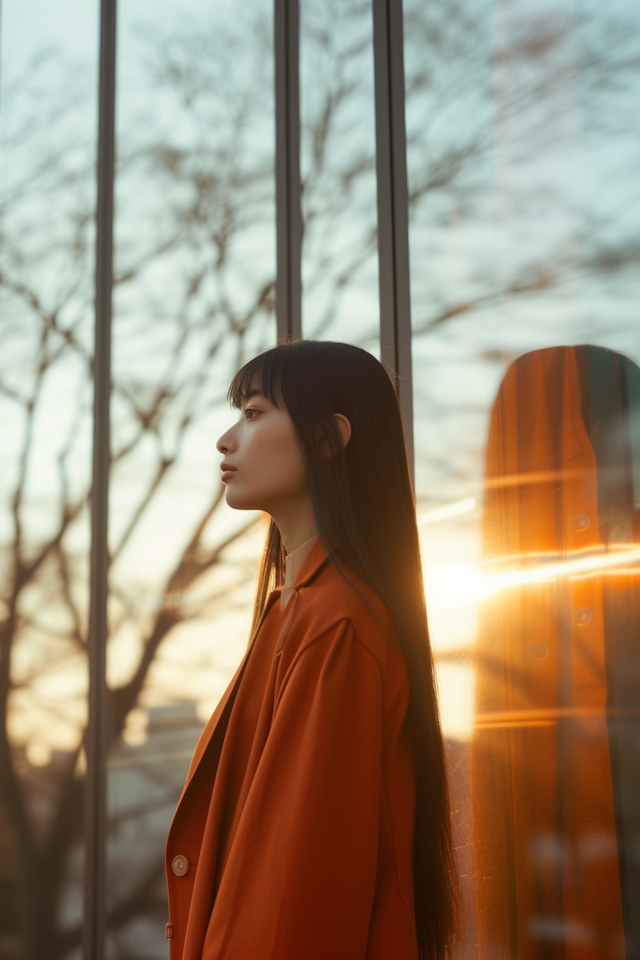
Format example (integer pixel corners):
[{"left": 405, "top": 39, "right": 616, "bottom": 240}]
[{"left": 220, "top": 463, "right": 237, "bottom": 483}]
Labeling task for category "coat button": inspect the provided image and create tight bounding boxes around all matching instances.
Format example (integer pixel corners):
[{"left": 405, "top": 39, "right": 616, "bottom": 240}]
[{"left": 172, "top": 855, "right": 189, "bottom": 876}]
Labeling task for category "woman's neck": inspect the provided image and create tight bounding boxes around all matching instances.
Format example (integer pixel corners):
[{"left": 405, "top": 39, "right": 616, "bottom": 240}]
[{"left": 271, "top": 493, "right": 318, "bottom": 554}]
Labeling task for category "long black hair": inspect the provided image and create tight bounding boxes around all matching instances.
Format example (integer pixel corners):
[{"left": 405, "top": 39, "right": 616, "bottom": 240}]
[{"left": 229, "top": 340, "right": 458, "bottom": 960}]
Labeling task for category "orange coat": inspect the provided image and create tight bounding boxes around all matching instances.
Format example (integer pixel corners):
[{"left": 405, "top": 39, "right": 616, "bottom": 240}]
[{"left": 165, "top": 540, "right": 418, "bottom": 960}]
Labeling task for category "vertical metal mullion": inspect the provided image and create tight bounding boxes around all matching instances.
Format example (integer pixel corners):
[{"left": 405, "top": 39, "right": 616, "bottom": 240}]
[
  {"left": 372, "top": 0, "right": 414, "bottom": 484},
  {"left": 84, "top": 1, "right": 116, "bottom": 958},
  {"left": 275, "top": 0, "right": 302, "bottom": 342}
]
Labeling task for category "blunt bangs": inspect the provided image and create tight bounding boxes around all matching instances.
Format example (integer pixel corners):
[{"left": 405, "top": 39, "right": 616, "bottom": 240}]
[{"left": 227, "top": 349, "right": 284, "bottom": 409}]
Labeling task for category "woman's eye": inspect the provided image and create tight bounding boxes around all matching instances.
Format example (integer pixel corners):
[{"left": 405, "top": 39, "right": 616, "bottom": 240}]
[{"left": 244, "top": 408, "right": 258, "bottom": 420}]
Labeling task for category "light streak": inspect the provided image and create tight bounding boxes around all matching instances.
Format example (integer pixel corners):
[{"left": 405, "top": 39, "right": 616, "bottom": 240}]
[
  {"left": 475, "top": 705, "right": 640, "bottom": 729},
  {"left": 417, "top": 469, "right": 590, "bottom": 527},
  {"left": 426, "top": 545, "right": 640, "bottom": 610},
  {"left": 487, "top": 544, "right": 640, "bottom": 590},
  {"left": 418, "top": 497, "right": 476, "bottom": 525}
]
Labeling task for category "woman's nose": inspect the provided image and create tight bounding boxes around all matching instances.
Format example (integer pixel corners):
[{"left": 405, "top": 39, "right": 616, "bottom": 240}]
[{"left": 217, "top": 426, "right": 236, "bottom": 454}]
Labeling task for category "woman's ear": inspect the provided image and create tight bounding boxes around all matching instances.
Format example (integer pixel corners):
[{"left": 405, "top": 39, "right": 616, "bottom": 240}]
[{"left": 334, "top": 413, "right": 352, "bottom": 449}]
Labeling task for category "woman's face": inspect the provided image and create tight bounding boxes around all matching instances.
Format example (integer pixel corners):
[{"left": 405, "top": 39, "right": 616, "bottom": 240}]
[{"left": 216, "top": 393, "right": 309, "bottom": 513}]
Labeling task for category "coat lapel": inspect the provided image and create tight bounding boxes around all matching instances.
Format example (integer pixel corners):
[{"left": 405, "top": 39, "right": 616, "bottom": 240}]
[
  {"left": 180, "top": 541, "right": 329, "bottom": 796},
  {"left": 180, "top": 589, "right": 280, "bottom": 794}
]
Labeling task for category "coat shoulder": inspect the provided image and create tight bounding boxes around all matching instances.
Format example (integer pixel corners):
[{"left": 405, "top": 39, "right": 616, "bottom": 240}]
[{"left": 299, "top": 560, "right": 399, "bottom": 667}]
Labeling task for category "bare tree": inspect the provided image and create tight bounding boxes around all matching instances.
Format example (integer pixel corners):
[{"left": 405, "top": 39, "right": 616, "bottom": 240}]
[
  {"left": 0, "top": 14, "right": 277, "bottom": 959},
  {"left": 403, "top": 0, "right": 640, "bottom": 502},
  {"left": 1, "top": 1, "right": 640, "bottom": 958}
]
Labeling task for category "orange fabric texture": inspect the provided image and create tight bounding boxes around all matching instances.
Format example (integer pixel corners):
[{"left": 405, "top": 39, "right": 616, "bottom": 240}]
[
  {"left": 473, "top": 347, "right": 626, "bottom": 960},
  {"left": 165, "top": 540, "right": 418, "bottom": 960}
]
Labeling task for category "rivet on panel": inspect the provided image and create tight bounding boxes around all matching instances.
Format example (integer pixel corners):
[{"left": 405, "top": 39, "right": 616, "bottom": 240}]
[{"left": 529, "top": 643, "right": 549, "bottom": 659}]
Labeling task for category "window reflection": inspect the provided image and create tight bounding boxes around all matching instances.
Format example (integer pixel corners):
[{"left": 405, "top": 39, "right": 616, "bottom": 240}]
[
  {"left": 3, "top": 0, "right": 640, "bottom": 953},
  {"left": 105, "top": 0, "right": 275, "bottom": 954},
  {"left": 474, "top": 345, "right": 640, "bottom": 960},
  {"left": 406, "top": 0, "right": 640, "bottom": 953},
  {"left": 0, "top": 4, "right": 98, "bottom": 956},
  {"left": 300, "top": 0, "right": 379, "bottom": 349}
]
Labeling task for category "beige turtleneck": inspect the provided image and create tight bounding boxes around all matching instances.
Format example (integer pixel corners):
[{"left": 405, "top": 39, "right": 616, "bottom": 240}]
[{"left": 281, "top": 535, "right": 320, "bottom": 609}]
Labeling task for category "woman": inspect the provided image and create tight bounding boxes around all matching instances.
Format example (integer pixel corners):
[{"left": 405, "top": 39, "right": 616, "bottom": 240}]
[{"left": 165, "top": 340, "right": 458, "bottom": 960}]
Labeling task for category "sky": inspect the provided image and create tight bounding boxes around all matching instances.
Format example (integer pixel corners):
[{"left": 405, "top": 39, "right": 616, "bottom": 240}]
[
  {"left": 3, "top": 0, "right": 640, "bottom": 761},
  {"left": 1, "top": 0, "right": 98, "bottom": 68},
  {"left": 1, "top": 0, "right": 231, "bottom": 72}
]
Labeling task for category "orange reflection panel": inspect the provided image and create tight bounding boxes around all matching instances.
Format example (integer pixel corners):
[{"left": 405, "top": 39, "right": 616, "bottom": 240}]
[{"left": 473, "top": 347, "right": 626, "bottom": 960}]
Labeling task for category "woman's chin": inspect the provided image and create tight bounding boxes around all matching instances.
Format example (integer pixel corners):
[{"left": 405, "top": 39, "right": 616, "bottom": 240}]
[{"left": 224, "top": 487, "right": 259, "bottom": 511}]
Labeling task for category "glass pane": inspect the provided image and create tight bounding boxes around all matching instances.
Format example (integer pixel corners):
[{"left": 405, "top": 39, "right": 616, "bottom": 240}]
[
  {"left": 300, "top": 0, "right": 379, "bottom": 352},
  {"left": 405, "top": 0, "right": 640, "bottom": 955},
  {"left": 107, "top": 0, "right": 276, "bottom": 954},
  {"left": 475, "top": 346, "right": 639, "bottom": 958},
  {"left": 0, "top": 2, "right": 98, "bottom": 957}
]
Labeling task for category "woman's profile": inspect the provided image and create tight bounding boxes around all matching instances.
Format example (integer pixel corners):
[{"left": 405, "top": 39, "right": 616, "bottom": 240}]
[{"left": 165, "top": 340, "right": 458, "bottom": 960}]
